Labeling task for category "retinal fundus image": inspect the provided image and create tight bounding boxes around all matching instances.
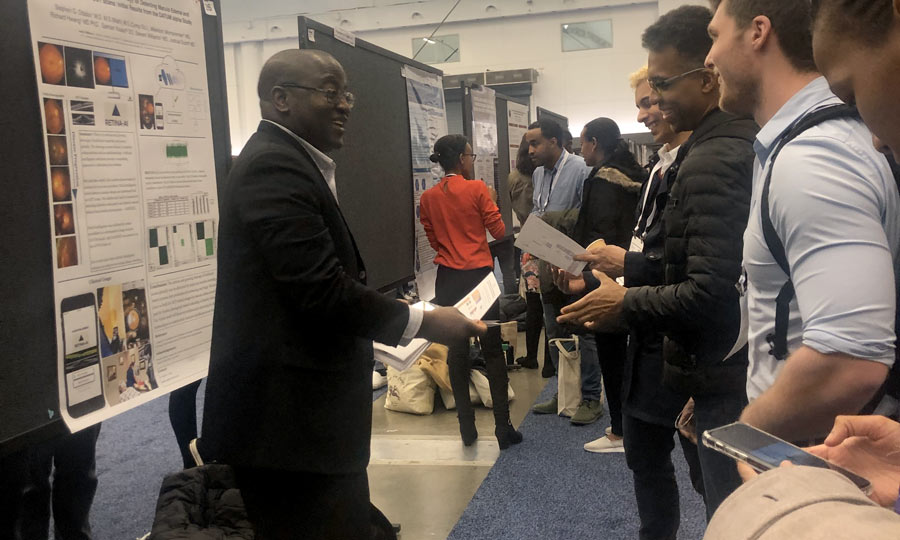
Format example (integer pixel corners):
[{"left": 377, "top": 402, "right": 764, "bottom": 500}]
[
  {"left": 51, "top": 167, "right": 72, "bottom": 202},
  {"left": 44, "top": 98, "right": 65, "bottom": 134},
  {"left": 139, "top": 95, "right": 155, "bottom": 130},
  {"left": 64, "top": 46, "right": 95, "bottom": 89},
  {"left": 56, "top": 237, "right": 78, "bottom": 268},
  {"left": 38, "top": 42, "right": 65, "bottom": 85},
  {"left": 54, "top": 203, "right": 75, "bottom": 236},
  {"left": 92, "top": 53, "right": 128, "bottom": 87},
  {"left": 47, "top": 135, "right": 68, "bottom": 166}
]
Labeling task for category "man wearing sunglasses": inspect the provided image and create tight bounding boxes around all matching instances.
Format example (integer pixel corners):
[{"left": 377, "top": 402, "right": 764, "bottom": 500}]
[
  {"left": 558, "top": 6, "right": 758, "bottom": 533},
  {"left": 200, "top": 49, "right": 485, "bottom": 539}
]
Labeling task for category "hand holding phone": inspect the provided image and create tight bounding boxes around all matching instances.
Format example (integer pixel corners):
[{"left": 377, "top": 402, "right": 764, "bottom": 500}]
[
  {"left": 703, "top": 422, "right": 872, "bottom": 495},
  {"left": 807, "top": 415, "right": 900, "bottom": 507}
]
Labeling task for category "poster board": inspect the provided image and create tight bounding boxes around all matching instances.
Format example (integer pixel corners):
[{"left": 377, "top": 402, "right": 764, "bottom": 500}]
[
  {"left": 462, "top": 85, "right": 519, "bottom": 241},
  {"left": 536, "top": 106, "right": 569, "bottom": 132},
  {"left": 0, "top": 0, "right": 230, "bottom": 449},
  {"left": 298, "top": 17, "right": 443, "bottom": 293},
  {"left": 403, "top": 65, "right": 448, "bottom": 302}
]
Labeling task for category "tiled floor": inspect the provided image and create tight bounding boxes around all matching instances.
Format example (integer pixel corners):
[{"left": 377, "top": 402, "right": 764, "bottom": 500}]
[{"left": 368, "top": 332, "right": 548, "bottom": 539}]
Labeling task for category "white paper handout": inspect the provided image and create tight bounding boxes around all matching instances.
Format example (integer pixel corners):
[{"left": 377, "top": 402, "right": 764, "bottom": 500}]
[
  {"left": 373, "top": 302, "right": 435, "bottom": 372},
  {"left": 373, "top": 274, "right": 502, "bottom": 371},
  {"left": 453, "top": 272, "right": 501, "bottom": 321},
  {"left": 514, "top": 216, "right": 587, "bottom": 275}
]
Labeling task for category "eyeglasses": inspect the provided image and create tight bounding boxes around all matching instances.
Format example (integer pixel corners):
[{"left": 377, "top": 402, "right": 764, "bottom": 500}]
[
  {"left": 278, "top": 83, "right": 355, "bottom": 108},
  {"left": 463, "top": 153, "right": 478, "bottom": 162},
  {"left": 647, "top": 67, "right": 709, "bottom": 93}
]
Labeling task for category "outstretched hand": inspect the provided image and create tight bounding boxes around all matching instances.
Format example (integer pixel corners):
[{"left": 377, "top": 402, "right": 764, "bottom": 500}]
[
  {"left": 574, "top": 239, "right": 627, "bottom": 279},
  {"left": 556, "top": 271, "right": 627, "bottom": 331},
  {"left": 551, "top": 266, "right": 585, "bottom": 295},
  {"left": 417, "top": 307, "right": 487, "bottom": 345},
  {"left": 806, "top": 415, "right": 900, "bottom": 507}
]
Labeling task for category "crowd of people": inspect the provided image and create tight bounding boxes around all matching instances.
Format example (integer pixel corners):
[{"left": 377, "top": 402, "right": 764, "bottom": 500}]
[{"left": 5, "top": 0, "right": 900, "bottom": 538}]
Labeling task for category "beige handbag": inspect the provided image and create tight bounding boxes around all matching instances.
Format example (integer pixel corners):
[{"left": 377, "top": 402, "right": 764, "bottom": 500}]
[
  {"left": 553, "top": 336, "right": 581, "bottom": 417},
  {"left": 384, "top": 364, "right": 436, "bottom": 415}
]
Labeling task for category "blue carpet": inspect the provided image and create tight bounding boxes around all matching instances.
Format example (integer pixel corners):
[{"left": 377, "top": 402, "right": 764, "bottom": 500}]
[
  {"left": 92, "top": 386, "right": 192, "bottom": 540},
  {"left": 448, "top": 379, "right": 708, "bottom": 540}
]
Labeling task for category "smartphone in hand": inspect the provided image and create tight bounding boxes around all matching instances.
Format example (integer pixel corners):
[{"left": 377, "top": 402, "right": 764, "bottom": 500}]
[{"left": 702, "top": 422, "right": 872, "bottom": 494}]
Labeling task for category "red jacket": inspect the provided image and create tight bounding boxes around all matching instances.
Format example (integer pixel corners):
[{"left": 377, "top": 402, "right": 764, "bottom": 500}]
[{"left": 419, "top": 174, "right": 505, "bottom": 270}]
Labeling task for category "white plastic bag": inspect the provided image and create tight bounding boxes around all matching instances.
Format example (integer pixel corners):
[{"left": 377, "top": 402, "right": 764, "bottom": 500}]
[{"left": 470, "top": 369, "right": 516, "bottom": 409}]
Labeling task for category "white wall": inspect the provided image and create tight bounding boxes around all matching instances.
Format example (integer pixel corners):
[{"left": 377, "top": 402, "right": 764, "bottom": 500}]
[
  {"left": 356, "top": 4, "right": 657, "bottom": 138},
  {"left": 220, "top": 1, "right": 706, "bottom": 153}
]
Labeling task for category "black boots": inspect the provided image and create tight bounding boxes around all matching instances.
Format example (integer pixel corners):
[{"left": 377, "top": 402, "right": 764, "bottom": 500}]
[
  {"left": 495, "top": 420, "right": 523, "bottom": 450},
  {"left": 459, "top": 415, "right": 478, "bottom": 446}
]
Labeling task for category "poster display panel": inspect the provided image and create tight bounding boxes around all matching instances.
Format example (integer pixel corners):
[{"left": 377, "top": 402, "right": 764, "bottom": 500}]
[
  {"left": 507, "top": 101, "right": 529, "bottom": 172},
  {"left": 403, "top": 65, "right": 447, "bottom": 301},
  {"left": 28, "top": 0, "right": 218, "bottom": 430}
]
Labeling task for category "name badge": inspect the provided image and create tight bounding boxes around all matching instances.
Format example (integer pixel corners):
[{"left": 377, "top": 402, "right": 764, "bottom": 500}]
[{"left": 629, "top": 235, "right": 644, "bottom": 254}]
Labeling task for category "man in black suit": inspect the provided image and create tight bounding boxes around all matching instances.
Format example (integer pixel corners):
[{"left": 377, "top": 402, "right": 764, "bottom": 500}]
[{"left": 200, "top": 49, "right": 485, "bottom": 539}]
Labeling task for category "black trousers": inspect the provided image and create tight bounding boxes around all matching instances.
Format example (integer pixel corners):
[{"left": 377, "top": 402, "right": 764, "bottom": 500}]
[
  {"left": 3, "top": 424, "right": 103, "bottom": 540},
  {"left": 434, "top": 265, "right": 511, "bottom": 427},
  {"left": 596, "top": 332, "right": 627, "bottom": 437},
  {"left": 489, "top": 239, "right": 518, "bottom": 295},
  {"left": 523, "top": 291, "right": 544, "bottom": 363},
  {"left": 623, "top": 413, "right": 704, "bottom": 540},
  {"left": 235, "top": 467, "right": 395, "bottom": 540},
  {"left": 168, "top": 378, "right": 202, "bottom": 469}
]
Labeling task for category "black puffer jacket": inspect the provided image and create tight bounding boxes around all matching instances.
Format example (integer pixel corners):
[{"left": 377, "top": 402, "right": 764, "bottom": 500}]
[
  {"left": 622, "top": 109, "right": 758, "bottom": 395},
  {"left": 150, "top": 465, "right": 254, "bottom": 539},
  {"left": 572, "top": 162, "right": 646, "bottom": 249}
]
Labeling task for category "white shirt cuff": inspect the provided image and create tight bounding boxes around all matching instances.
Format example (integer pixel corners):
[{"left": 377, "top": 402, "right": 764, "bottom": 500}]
[{"left": 398, "top": 304, "right": 424, "bottom": 346}]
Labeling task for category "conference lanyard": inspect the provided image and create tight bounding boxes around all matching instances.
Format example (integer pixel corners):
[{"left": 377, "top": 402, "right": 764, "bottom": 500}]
[{"left": 538, "top": 151, "right": 570, "bottom": 214}]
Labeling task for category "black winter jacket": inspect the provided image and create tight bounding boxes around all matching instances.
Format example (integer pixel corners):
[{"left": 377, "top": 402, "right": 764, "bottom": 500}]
[
  {"left": 150, "top": 465, "right": 253, "bottom": 539},
  {"left": 622, "top": 109, "right": 758, "bottom": 395},
  {"left": 572, "top": 165, "right": 645, "bottom": 249}
]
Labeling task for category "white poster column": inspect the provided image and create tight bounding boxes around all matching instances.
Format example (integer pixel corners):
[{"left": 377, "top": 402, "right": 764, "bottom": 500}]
[
  {"left": 402, "top": 65, "right": 448, "bottom": 302},
  {"left": 469, "top": 85, "right": 500, "bottom": 241}
]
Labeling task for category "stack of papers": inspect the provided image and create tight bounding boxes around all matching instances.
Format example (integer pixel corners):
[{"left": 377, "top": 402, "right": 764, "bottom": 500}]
[
  {"left": 374, "top": 302, "right": 434, "bottom": 371},
  {"left": 373, "top": 273, "right": 501, "bottom": 371}
]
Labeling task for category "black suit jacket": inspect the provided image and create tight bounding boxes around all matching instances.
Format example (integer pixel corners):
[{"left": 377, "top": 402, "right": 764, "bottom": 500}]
[{"left": 202, "top": 121, "right": 409, "bottom": 474}]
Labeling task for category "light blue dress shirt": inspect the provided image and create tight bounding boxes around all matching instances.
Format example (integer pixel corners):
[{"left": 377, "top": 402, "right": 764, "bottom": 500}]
[
  {"left": 744, "top": 77, "right": 900, "bottom": 400},
  {"left": 530, "top": 149, "right": 591, "bottom": 215}
]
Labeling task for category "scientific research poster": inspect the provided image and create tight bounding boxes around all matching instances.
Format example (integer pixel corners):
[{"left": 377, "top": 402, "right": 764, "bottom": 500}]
[
  {"left": 507, "top": 101, "right": 529, "bottom": 172},
  {"left": 470, "top": 85, "right": 500, "bottom": 241},
  {"left": 403, "top": 65, "right": 447, "bottom": 302},
  {"left": 28, "top": 0, "right": 218, "bottom": 430},
  {"left": 470, "top": 85, "right": 498, "bottom": 192}
]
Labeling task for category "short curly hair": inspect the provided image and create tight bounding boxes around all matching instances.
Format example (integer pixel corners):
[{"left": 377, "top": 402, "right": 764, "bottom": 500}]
[
  {"left": 642, "top": 5, "right": 713, "bottom": 67},
  {"left": 810, "top": 0, "right": 894, "bottom": 47}
]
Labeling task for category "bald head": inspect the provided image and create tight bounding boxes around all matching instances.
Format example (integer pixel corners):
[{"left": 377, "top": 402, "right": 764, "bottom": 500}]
[
  {"left": 257, "top": 49, "right": 341, "bottom": 103},
  {"left": 257, "top": 49, "right": 351, "bottom": 152}
]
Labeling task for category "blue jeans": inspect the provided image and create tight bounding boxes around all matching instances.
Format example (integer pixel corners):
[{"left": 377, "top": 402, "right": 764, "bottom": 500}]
[
  {"left": 693, "top": 390, "right": 748, "bottom": 519},
  {"left": 542, "top": 297, "right": 603, "bottom": 402}
]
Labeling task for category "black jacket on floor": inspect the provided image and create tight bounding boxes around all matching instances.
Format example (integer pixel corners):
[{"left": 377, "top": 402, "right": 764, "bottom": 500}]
[{"left": 623, "top": 109, "right": 758, "bottom": 396}]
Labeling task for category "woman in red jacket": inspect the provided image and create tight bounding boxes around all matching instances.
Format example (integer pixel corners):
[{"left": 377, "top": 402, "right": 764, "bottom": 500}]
[{"left": 419, "top": 134, "right": 523, "bottom": 449}]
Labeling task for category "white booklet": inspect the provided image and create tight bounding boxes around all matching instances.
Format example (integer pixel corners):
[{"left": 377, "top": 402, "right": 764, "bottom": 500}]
[
  {"left": 373, "top": 273, "right": 501, "bottom": 371},
  {"left": 514, "top": 215, "right": 587, "bottom": 275}
]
